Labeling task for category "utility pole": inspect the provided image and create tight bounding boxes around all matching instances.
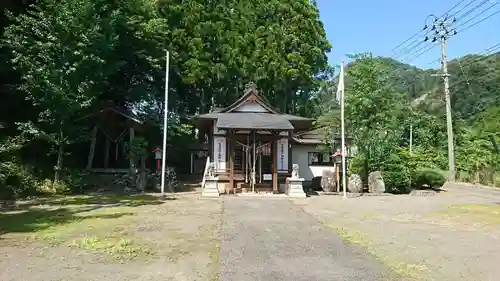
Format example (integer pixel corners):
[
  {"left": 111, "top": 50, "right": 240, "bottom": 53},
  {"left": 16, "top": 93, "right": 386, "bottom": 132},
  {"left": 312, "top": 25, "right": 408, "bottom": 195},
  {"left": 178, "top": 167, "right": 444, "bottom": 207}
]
[{"left": 425, "top": 14, "right": 457, "bottom": 182}]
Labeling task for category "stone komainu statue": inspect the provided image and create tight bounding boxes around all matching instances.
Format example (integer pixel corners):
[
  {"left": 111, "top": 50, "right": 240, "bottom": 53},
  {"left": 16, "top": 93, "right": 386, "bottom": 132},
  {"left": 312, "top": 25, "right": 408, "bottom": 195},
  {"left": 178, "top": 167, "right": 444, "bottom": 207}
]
[
  {"left": 207, "top": 162, "right": 216, "bottom": 178},
  {"left": 292, "top": 164, "right": 300, "bottom": 178}
]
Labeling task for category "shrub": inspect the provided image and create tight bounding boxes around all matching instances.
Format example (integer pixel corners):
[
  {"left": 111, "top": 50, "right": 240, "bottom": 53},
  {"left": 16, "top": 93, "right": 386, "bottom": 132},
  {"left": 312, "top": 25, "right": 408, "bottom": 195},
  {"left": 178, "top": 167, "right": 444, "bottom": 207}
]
[
  {"left": 0, "top": 161, "right": 38, "bottom": 199},
  {"left": 382, "top": 163, "right": 412, "bottom": 194},
  {"left": 412, "top": 168, "right": 446, "bottom": 190},
  {"left": 380, "top": 149, "right": 414, "bottom": 194}
]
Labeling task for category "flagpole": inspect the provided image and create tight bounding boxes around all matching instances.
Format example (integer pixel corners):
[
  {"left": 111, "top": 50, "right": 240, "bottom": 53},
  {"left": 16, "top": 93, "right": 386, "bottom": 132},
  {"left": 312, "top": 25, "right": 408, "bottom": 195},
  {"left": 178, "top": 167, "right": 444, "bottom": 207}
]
[
  {"left": 160, "top": 50, "right": 170, "bottom": 196},
  {"left": 340, "top": 60, "right": 347, "bottom": 199}
]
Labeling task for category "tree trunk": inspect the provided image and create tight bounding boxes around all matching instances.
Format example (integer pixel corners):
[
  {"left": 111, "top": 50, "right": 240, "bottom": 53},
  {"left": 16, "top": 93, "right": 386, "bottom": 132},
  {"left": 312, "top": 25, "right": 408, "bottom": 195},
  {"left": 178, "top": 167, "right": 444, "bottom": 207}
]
[{"left": 54, "top": 141, "right": 64, "bottom": 183}]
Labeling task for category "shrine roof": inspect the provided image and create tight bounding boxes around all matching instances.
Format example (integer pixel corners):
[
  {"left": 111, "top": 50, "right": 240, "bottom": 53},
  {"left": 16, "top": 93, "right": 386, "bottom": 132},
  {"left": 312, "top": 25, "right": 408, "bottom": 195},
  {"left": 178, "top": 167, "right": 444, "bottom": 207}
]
[
  {"left": 216, "top": 113, "right": 294, "bottom": 130},
  {"left": 191, "top": 82, "right": 313, "bottom": 131},
  {"left": 78, "top": 102, "right": 144, "bottom": 125}
]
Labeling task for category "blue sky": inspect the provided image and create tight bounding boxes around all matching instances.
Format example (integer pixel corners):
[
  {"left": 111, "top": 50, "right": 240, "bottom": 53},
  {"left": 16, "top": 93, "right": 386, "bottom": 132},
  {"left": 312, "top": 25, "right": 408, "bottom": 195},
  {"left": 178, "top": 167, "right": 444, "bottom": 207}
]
[{"left": 316, "top": 0, "right": 500, "bottom": 69}]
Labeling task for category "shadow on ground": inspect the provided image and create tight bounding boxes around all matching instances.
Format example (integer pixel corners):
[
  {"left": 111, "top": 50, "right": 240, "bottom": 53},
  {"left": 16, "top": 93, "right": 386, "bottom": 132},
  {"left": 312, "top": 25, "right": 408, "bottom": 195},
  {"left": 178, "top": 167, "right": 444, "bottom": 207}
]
[
  {"left": 0, "top": 193, "right": 170, "bottom": 237},
  {"left": 0, "top": 206, "right": 134, "bottom": 236}
]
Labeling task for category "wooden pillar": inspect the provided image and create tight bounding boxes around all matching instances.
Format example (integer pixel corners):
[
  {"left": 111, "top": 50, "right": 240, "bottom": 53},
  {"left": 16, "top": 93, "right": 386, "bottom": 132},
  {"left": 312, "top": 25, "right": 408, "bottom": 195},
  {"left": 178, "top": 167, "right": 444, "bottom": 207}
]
[
  {"left": 272, "top": 132, "right": 278, "bottom": 193},
  {"left": 104, "top": 137, "right": 111, "bottom": 169},
  {"left": 129, "top": 127, "right": 135, "bottom": 172},
  {"left": 228, "top": 132, "right": 234, "bottom": 194},
  {"left": 138, "top": 155, "right": 146, "bottom": 191},
  {"left": 86, "top": 126, "right": 98, "bottom": 170}
]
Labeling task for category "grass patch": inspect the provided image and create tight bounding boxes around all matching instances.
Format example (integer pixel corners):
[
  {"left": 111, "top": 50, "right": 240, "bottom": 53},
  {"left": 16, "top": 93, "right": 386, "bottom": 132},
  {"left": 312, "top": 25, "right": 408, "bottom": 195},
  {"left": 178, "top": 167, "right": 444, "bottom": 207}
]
[
  {"left": 18, "top": 194, "right": 162, "bottom": 207},
  {"left": 69, "top": 235, "right": 153, "bottom": 260},
  {"left": 1, "top": 195, "right": 159, "bottom": 261},
  {"left": 431, "top": 203, "right": 500, "bottom": 225},
  {"left": 323, "top": 222, "right": 428, "bottom": 281},
  {"left": 209, "top": 241, "right": 220, "bottom": 281}
]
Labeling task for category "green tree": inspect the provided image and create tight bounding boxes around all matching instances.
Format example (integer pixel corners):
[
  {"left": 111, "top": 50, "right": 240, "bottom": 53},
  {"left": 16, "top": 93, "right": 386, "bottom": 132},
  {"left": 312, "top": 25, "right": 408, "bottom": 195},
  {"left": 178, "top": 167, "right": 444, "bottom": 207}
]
[
  {"left": 343, "top": 54, "right": 407, "bottom": 172},
  {"left": 4, "top": 0, "right": 118, "bottom": 182},
  {"left": 157, "top": 0, "right": 332, "bottom": 116}
]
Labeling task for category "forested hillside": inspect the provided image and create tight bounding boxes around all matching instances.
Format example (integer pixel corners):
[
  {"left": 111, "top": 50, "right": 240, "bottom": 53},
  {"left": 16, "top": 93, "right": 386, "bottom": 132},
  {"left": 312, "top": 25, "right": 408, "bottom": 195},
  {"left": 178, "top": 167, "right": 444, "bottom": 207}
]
[{"left": 317, "top": 52, "right": 500, "bottom": 192}]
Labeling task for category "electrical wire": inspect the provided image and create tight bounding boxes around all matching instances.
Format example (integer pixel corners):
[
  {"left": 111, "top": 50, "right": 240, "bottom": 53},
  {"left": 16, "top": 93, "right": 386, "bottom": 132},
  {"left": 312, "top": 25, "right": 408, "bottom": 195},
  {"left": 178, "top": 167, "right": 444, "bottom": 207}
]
[
  {"left": 456, "top": 7, "right": 500, "bottom": 33},
  {"left": 453, "top": 0, "right": 491, "bottom": 22},
  {"left": 454, "top": 0, "right": 500, "bottom": 30},
  {"left": 394, "top": 0, "right": 500, "bottom": 62},
  {"left": 425, "top": 57, "right": 441, "bottom": 66},
  {"left": 392, "top": 0, "right": 469, "bottom": 55},
  {"left": 458, "top": 44, "right": 500, "bottom": 68}
]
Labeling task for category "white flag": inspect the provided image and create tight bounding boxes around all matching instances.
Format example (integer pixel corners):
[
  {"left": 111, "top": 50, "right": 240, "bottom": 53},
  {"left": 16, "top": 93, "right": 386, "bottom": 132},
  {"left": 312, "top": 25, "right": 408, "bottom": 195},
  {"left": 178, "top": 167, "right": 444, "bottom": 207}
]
[{"left": 335, "top": 64, "right": 344, "bottom": 102}]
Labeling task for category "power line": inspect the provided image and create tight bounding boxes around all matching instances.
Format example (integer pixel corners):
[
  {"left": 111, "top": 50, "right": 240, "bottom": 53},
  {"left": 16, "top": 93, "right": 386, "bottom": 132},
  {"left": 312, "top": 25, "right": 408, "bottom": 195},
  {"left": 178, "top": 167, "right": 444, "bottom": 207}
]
[
  {"left": 456, "top": 7, "right": 500, "bottom": 33},
  {"left": 425, "top": 57, "right": 442, "bottom": 66},
  {"left": 394, "top": 0, "right": 500, "bottom": 62},
  {"left": 442, "top": 0, "right": 470, "bottom": 18},
  {"left": 456, "top": 44, "right": 500, "bottom": 67},
  {"left": 454, "top": 0, "right": 500, "bottom": 30},
  {"left": 406, "top": 42, "right": 439, "bottom": 62},
  {"left": 453, "top": 0, "right": 491, "bottom": 22},
  {"left": 424, "top": 42, "right": 499, "bottom": 67},
  {"left": 392, "top": 0, "right": 476, "bottom": 58}
]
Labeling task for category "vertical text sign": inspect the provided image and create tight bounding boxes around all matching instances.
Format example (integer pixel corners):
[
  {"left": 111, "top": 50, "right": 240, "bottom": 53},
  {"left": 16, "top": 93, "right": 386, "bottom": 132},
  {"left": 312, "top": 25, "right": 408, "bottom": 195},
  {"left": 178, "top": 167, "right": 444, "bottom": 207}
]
[
  {"left": 276, "top": 138, "right": 288, "bottom": 173},
  {"left": 213, "top": 136, "right": 226, "bottom": 171}
]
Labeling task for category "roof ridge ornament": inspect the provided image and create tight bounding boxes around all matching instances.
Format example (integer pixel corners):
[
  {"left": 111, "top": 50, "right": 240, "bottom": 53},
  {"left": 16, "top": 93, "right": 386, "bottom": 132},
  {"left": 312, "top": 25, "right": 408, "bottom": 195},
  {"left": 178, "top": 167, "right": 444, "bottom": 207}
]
[{"left": 244, "top": 81, "right": 258, "bottom": 93}]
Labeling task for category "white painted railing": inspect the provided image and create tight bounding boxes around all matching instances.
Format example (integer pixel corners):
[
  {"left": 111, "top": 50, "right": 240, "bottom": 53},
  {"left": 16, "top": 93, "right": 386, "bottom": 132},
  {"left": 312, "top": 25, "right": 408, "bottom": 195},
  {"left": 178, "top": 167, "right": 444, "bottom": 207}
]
[{"left": 201, "top": 156, "right": 210, "bottom": 189}]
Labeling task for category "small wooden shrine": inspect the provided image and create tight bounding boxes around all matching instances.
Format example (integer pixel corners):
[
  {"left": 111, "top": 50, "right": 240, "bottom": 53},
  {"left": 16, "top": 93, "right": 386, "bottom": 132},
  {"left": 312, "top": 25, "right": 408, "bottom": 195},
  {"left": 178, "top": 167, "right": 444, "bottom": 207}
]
[{"left": 81, "top": 102, "right": 145, "bottom": 174}]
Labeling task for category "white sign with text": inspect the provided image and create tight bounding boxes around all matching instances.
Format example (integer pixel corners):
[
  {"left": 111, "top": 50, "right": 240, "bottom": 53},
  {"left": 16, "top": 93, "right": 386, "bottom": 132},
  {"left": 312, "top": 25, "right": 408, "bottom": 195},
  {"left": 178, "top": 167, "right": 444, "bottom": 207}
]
[
  {"left": 276, "top": 138, "right": 288, "bottom": 173},
  {"left": 213, "top": 136, "right": 226, "bottom": 171}
]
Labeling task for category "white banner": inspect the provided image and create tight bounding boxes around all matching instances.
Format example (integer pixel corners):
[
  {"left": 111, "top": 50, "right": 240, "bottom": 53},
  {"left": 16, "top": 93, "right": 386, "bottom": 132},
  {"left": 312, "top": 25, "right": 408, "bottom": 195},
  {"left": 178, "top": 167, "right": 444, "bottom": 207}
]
[
  {"left": 213, "top": 136, "right": 226, "bottom": 171},
  {"left": 276, "top": 138, "right": 288, "bottom": 173}
]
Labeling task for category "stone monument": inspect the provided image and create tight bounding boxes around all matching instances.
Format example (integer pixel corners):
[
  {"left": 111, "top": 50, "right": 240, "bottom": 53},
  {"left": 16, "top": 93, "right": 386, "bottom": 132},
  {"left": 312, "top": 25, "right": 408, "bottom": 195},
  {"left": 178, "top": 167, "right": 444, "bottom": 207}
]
[
  {"left": 348, "top": 174, "right": 363, "bottom": 193},
  {"left": 287, "top": 164, "right": 306, "bottom": 198},
  {"left": 202, "top": 162, "right": 220, "bottom": 197},
  {"left": 368, "top": 171, "right": 386, "bottom": 193},
  {"left": 321, "top": 169, "right": 335, "bottom": 192}
]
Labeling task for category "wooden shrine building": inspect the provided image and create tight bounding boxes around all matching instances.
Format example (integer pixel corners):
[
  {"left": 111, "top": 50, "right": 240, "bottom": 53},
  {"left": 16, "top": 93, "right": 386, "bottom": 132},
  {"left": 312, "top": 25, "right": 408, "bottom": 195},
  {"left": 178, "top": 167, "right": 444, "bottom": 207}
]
[
  {"left": 81, "top": 103, "right": 146, "bottom": 174},
  {"left": 191, "top": 83, "right": 316, "bottom": 194}
]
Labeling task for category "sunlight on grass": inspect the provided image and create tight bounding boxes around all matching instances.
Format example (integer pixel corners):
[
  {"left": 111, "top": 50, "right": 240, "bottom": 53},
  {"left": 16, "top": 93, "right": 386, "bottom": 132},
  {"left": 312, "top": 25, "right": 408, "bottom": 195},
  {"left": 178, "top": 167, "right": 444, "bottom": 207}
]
[
  {"left": 37, "top": 194, "right": 160, "bottom": 205},
  {"left": 69, "top": 236, "right": 153, "bottom": 260},
  {"left": 323, "top": 222, "right": 428, "bottom": 281},
  {"left": 0, "top": 195, "right": 159, "bottom": 260},
  {"left": 431, "top": 203, "right": 500, "bottom": 225}
]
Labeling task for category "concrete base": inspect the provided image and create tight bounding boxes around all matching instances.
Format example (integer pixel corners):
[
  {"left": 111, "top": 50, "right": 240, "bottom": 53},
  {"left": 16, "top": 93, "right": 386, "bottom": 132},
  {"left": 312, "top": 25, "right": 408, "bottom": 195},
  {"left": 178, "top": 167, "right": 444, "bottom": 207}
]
[
  {"left": 287, "top": 177, "right": 307, "bottom": 198},
  {"left": 202, "top": 178, "right": 220, "bottom": 197}
]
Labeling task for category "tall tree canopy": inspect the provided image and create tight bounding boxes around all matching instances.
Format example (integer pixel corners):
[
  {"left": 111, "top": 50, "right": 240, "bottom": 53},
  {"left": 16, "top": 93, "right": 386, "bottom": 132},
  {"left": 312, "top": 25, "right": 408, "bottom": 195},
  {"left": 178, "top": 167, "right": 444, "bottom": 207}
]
[{"left": 0, "top": 0, "right": 332, "bottom": 195}]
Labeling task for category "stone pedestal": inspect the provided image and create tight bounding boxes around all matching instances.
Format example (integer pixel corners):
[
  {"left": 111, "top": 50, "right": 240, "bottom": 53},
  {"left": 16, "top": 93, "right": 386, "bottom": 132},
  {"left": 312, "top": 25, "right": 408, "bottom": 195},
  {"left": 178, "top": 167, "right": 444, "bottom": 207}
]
[
  {"left": 202, "top": 178, "right": 220, "bottom": 197},
  {"left": 287, "top": 177, "right": 306, "bottom": 198}
]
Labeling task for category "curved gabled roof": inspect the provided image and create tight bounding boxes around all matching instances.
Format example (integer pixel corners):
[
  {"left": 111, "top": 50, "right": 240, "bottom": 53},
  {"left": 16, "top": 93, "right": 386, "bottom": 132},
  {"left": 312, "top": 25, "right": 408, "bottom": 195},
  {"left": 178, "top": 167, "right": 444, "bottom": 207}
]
[{"left": 191, "top": 82, "right": 313, "bottom": 131}]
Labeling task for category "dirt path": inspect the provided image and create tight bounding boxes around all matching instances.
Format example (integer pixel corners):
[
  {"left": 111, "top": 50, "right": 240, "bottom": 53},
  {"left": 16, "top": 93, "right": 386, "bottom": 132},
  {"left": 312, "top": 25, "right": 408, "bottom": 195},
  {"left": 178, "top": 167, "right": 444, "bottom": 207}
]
[
  {"left": 292, "top": 185, "right": 500, "bottom": 281},
  {"left": 0, "top": 194, "right": 221, "bottom": 281},
  {"left": 220, "top": 197, "right": 392, "bottom": 281}
]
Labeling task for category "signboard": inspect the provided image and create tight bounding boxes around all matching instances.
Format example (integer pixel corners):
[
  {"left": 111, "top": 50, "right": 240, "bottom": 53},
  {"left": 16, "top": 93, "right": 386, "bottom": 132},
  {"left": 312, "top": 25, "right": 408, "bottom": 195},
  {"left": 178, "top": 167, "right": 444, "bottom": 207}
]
[
  {"left": 263, "top": 174, "right": 272, "bottom": 181},
  {"left": 213, "top": 136, "right": 226, "bottom": 171},
  {"left": 276, "top": 138, "right": 288, "bottom": 173}
]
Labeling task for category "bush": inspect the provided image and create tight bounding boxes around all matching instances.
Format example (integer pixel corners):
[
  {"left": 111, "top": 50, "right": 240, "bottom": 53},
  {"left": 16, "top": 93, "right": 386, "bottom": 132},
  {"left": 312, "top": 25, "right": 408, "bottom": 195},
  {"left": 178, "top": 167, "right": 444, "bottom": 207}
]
[
  {"left": 380, "top": 149, "right": 414, "bottom": 194},
  {"left": 382, "top": 163, "right": 412, "bottom": 194},
  {"left": 412, "top": 168, "right": 446, "bottom": 190},
  {"left": 0, "top": 161, "right": 38, "bottom": 200}
]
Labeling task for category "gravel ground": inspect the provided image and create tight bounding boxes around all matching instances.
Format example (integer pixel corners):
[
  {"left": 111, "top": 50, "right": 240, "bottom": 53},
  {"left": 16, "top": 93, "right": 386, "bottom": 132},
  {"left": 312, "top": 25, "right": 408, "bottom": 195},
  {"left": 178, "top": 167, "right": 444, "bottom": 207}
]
[
  {"left": 0, "top": 194, "right": 221, "bottom": 281},
  {"left": 292, "top": 184, "right": 500, "bottom": 281},
  {"left": 220, "top": 196, "right": 392, "bottom": 281}
]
